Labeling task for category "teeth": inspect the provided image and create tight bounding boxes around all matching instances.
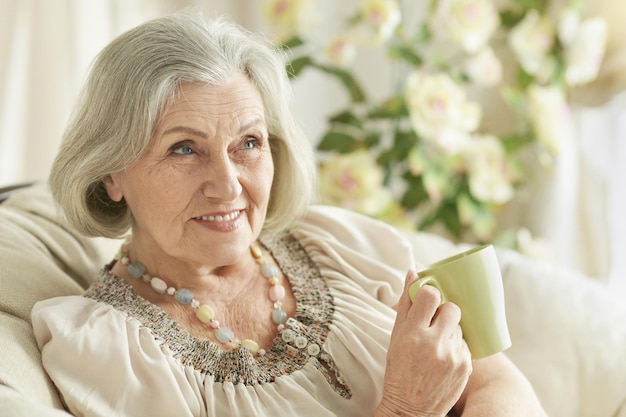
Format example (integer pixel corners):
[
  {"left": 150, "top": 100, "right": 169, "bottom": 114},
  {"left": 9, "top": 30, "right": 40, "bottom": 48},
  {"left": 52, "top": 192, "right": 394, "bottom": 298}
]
[{"left": 196, "top": 211, "right": 240, "bottom": 222}]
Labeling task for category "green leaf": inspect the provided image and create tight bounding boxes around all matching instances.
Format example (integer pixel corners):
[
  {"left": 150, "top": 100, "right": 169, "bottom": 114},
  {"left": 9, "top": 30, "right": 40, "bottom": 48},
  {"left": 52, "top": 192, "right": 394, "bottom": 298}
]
[
  {"left": 388, "top": 44, "right": 423, "bottom": 66},
  {"left": 329, "top": 110, "right": 364, "bottom": 129},
  {"left": 368, "top": 95, "right": 408, "bottom": 118},
  {"left": 417, "top": 206, "right": 440, "bottom": 230},
  {"left": 500, "top": 133, "right": 533, "bottom": 153},
  {"left": 440, "top": 203, "right": 462, "bottom": 237},
  {"left": 499, "top": 10, "right": 525, "bottom": 28},
  {"left": 377, "top": 130, "right": 417, "bottom": 165},
  {"left": 280, "top": 36, "right": 305, "bottom": 50},
  {"left": 364, "top": 131, "right": 381, "bottom": 148},
  {"left": 313, "top": 63, "right": 366, "bottom": 103},
  {"left": 394, "top": 129, "right": 418, "bottom": 153},
  {"left": 518, "top": 0, "right": 547, "bottom": 11},
  {"left": 516, "top": 68, "right": 534, "bottom": 90},
  {"left": 401, "top": 176, "right": 428, "bottom": 209},
  {"left": 286, "top": 56, "right": 313, "bottom": 78},
  {"left": 413, "top": 23, "right": 431, "bottom": 43},
  {"left": 316, "top": 131, "right": 358, "bottom": 153}
]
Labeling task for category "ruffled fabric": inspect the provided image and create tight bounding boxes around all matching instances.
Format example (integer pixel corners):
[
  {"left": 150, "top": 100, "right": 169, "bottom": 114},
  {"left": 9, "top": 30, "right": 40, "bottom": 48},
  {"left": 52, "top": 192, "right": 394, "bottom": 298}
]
[{"left": 32, "top": 205, "right": 415, "bottom": 417}]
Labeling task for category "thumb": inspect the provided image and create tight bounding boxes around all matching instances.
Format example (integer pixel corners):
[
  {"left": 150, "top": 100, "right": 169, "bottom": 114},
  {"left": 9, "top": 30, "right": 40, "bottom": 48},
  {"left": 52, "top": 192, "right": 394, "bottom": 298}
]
[{"left": 395, "top": 269, "right": 418, "bottom": 322}]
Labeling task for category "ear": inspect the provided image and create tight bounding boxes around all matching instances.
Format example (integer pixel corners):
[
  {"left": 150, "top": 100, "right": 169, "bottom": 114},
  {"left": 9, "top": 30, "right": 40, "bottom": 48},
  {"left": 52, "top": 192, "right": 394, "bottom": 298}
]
[{"left": 103, "top": 174, "right": 124, "bottom": 202}]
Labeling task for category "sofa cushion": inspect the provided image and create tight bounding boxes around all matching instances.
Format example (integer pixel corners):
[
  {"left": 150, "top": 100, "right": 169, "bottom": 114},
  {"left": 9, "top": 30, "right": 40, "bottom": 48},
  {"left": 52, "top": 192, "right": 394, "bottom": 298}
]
[
  {"left": 499, "top": 249, "right": 626, "bottom": 417},
  {"left": 0, "top": 183, "right": 118, "bottom": 415}
]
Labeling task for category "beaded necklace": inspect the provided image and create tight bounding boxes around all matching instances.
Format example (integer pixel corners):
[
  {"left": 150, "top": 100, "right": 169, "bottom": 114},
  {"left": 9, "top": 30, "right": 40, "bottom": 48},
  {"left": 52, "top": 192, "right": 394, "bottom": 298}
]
[{"left": 117, "top": 241, "right": 288, "bottom": 356}]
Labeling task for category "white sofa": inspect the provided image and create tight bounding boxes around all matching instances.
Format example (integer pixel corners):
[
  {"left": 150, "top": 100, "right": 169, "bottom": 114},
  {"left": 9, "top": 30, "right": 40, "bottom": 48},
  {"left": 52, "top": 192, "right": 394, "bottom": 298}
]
[{"left": 1, "top": 183, "right": 625, "bottom": 417}]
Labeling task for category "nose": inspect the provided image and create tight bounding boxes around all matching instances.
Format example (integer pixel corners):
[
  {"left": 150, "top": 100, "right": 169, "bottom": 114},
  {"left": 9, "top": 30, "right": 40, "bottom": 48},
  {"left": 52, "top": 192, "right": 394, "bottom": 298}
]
[{"left": 201, "top": 155, "right": 242, "bottom": 201}]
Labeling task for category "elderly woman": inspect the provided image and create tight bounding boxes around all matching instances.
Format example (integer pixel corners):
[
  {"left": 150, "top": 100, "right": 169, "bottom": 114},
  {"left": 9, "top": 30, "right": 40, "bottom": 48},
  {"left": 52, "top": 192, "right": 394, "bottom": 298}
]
[{"left": 32, "top": 10, "right": 547, "bottom": 417}]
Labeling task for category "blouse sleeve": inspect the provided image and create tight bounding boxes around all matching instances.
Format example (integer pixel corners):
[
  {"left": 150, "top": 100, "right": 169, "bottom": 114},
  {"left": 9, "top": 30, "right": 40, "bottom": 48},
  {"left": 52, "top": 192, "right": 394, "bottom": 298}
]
[
  {"left": 31, "top": 296, "right": 204, "bottom": 417},
  {"left": 292, "top": 205, "right": 416, "bottom": 307}
]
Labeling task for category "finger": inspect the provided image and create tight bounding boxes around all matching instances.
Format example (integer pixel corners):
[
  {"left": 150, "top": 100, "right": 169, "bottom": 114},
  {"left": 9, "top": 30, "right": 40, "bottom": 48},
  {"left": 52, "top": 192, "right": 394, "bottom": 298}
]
[
  {"left": 395, "top": 269, "right": 418, "bottom": 321},
  {"left": 407, "top": 284, "right": 442, "bottom": 328},
  {"left": 431, "top": 301, "right": 462, "bottom": 332}
]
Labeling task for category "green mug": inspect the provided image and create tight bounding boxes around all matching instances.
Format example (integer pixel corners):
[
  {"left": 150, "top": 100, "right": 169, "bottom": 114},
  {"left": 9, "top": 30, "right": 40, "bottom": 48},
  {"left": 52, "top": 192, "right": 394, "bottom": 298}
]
[{"left": 409, "top": 244, "right": 511, "bottom": 359}]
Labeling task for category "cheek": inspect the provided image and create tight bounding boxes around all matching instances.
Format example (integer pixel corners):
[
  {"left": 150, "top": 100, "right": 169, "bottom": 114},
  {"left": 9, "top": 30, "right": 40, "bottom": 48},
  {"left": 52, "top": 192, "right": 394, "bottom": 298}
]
[
  {"left": 244, "top": 157, "right": 274, "bottom": 208},
  {"left": 258, "top": 159, "right": 275, "bottom": 202},
  {"left": 123, "top": 170, "right": 191, "bottom": 221}
]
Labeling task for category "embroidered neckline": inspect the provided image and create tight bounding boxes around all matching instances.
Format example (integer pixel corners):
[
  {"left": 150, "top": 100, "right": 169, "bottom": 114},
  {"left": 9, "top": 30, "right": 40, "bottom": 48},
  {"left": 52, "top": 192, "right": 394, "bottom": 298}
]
[
  {"left": 117, "top": 241, "right": 289, "bottom": 356},
  {"left": 85, "top": 232, "right": 352, "bottom": 398}
]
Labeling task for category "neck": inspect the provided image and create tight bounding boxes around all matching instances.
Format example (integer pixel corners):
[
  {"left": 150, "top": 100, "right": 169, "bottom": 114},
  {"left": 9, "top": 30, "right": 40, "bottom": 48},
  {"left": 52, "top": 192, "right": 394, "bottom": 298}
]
[{"left": 122, "top": 235, "right": 259, "bottom": 295}]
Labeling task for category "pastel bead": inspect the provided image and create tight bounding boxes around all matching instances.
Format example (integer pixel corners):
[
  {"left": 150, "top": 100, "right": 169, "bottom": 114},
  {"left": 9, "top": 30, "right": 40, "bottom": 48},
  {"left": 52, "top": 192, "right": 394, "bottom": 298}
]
[
  {"left": 261, "top": 263, "right": 278, "bottom": 278},
  {"left": 174, "top": 289, "right": 194, "bottom": 305},
  {"left": 250, "top": 245, "right": 262, "bottom": 259},
  {"left": 127, "top": 262, "right": 144, "bottom": 278},
  {"left": 272, "top": 309, "right": 288, "bottom": 325},
  {"left": 150, "top": 277, "right": 167, "bottom": 294},
  {"left": 216, "top": 326, "right": 234, "bottom": 344},
  {"left": 241, "top": 339, "right": 260, "bottom": 355},
  {"left": 118, "top": 244, "right": 291, "bottom": 358},
  {"left": 269, "top": 284, "right": 285, "bottom": 301},
  {"left": 196, "top": 305, "right": 215, "bottom": 323}
]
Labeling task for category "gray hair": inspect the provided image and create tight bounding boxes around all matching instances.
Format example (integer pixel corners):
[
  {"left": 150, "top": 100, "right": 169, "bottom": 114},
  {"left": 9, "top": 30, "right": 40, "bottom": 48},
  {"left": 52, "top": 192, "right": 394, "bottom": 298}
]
[{"left": 49, "top": 10, "right": 316, "bottom": 238}]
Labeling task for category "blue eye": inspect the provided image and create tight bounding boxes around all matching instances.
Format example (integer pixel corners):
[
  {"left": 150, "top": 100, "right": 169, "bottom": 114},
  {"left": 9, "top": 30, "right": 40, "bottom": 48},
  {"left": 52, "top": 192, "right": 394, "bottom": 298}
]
[
  {"left": 243, "top": 138, "right": 258, "bottom": 149},
  {"left": 172, "top": 144, "right": 194, "bottom": 155}
]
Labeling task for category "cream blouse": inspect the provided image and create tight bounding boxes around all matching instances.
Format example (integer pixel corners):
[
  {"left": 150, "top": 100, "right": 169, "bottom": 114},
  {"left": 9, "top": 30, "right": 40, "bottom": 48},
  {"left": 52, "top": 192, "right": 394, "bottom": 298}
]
[{"left": 32, "top": 205, "right": 417, "bottom": 417}]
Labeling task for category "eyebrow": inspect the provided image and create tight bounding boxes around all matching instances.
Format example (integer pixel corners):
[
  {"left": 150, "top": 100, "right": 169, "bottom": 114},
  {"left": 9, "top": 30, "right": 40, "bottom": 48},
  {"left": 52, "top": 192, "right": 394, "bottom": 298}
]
[
  {"left": 161, "top": 118, "right": 266, "bottom": 139},
  {"left": 162, "top": 126, "right": 208, "bottom": 139}
]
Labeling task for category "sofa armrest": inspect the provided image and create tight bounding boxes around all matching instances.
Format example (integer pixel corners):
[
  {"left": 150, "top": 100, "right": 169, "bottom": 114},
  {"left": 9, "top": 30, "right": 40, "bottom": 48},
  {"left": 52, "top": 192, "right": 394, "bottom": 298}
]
[
  {"left": 497, "top": 247, "right": 626, "bottom": 417},
  {"left": 0, "top": 384, "right": 73, "bottom": 417},
  {"left": 0, "top": 312, "right": 68, "bottom": 413},
  {"left": 0, "top": 184, "right": 119, "bottom": 415}
]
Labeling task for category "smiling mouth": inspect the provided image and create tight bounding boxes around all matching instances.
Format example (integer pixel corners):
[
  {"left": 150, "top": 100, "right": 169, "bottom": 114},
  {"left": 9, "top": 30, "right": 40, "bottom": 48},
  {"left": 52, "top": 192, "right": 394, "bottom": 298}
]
[{"left": 193, "top": 210, "right": 244, "bottom": 222}]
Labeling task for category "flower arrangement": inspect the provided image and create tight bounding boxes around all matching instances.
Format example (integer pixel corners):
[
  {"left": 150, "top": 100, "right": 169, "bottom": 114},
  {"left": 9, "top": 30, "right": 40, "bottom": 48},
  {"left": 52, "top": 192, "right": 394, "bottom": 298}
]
[{"left": 262, "top": 0, "right": 607, "bottom": 245}]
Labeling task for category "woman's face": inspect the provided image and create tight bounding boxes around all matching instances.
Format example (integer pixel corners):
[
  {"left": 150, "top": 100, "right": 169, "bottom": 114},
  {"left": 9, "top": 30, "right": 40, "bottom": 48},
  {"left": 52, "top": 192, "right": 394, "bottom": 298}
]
[{"left": 104, "top": 73, "right": 274, "bottom": 268}]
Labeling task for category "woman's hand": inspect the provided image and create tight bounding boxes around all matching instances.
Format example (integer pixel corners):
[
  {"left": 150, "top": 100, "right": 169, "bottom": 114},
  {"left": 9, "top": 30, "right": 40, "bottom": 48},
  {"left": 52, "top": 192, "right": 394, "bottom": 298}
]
[{"left": 375, "top": 270, "right": 472, "bottom": 417}]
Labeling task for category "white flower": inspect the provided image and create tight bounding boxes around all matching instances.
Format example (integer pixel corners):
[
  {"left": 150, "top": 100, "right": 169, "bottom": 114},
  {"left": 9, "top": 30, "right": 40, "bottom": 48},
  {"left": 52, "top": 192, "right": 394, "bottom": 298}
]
[
  {"left": 324, "top": 35, "right": 357, "bottom": 67},
  {"left": 564, "top": 18, "right": 607, "bottom": 86},
  {"left": 262, "top": 0, "right": 315, "bottom": 41},
  {"left": 464, "top": 135, "right": 514, "bottom": 204},
  {"left": 558, "top": 8, "right": 581, "bottom": 46},
  {"left": 431, "top": 0, "right": 500, "bottom": 53},
  {"left": 527, "top": 84, "right": 572, "bottom": 154},
  {"left": 508, "top": 9, "right": 554, "bottom": 75},
  {"left": 463, "top": 47, "right": 503, "bottom": 87},
  {"left": 404, "top": 71, "right": 481, "bottom": 154},
  {"left": 318, "top": 151, "right": 393, "bottom": 215},
  {"left": 358, "top": 0, "right": 401, "bottom": 44}
]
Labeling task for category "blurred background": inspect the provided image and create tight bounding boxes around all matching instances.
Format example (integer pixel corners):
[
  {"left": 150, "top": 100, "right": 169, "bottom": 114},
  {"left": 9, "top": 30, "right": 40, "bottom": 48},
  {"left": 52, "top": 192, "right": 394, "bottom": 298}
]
[{"left": 1, "top": 0, "right": 624, "bottom": 293}]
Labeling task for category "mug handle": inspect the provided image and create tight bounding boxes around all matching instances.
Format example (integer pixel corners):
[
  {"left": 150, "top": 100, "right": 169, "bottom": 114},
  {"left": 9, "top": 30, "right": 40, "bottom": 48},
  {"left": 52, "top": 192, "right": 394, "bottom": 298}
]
[{"left": 408, "top": 274, "right": 447, "bottom": 304}]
